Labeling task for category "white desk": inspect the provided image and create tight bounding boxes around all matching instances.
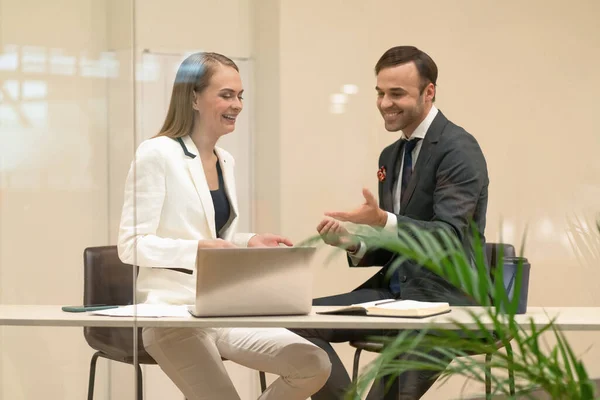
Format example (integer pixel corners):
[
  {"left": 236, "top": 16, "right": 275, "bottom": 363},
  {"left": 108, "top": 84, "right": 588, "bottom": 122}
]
[{"left": 1, "top": 305, "right": 599, "bottom": 331}]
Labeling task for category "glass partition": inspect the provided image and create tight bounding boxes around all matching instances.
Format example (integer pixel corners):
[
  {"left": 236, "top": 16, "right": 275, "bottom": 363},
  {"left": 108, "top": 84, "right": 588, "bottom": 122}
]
[{"left": 0, "top": 0, "right": 137, "bottom": 398}]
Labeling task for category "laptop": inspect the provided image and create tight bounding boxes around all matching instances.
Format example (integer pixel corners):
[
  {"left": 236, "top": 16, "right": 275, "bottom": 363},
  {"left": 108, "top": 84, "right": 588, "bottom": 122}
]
[{"left": 189, "top": 246, "right": 316, "bottom": 317}]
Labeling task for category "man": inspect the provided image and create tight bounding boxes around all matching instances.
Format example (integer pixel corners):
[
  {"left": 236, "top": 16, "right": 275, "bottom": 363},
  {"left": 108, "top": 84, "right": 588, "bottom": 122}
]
[{"left": 296, "top": 46, "right": 489, "bottom": 399}]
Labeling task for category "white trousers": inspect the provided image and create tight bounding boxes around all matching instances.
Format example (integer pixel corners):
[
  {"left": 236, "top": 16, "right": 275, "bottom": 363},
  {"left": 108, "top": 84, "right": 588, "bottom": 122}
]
[{"left": 142, "top": 327, "right": 331, "bottom": 400}]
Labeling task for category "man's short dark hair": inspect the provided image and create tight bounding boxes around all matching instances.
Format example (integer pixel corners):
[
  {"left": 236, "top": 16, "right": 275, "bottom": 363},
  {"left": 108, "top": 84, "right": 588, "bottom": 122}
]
[{"left": 375, "top": 46, "right": 438, "bottom": 101}]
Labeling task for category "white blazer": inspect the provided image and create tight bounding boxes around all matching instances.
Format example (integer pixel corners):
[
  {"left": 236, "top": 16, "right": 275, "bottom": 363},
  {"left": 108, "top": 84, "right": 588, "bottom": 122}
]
[{"left": 118, "top": 135, "right": 254, "bottom": 305}]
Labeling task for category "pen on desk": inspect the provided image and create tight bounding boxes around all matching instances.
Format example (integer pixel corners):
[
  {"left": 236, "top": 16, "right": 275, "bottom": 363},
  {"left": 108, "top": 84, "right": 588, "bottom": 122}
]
[{"left": 374, "top": 299, "right": 403, "bottom": 306}]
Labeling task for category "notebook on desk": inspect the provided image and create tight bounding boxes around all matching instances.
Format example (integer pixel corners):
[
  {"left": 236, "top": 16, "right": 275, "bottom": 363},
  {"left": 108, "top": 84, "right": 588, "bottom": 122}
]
[
  {"left": 317, "top": 299, "right": 451, "bottom": 318},
  {"left": 189, "top": 246, "right": 316, "bottom": 317}
]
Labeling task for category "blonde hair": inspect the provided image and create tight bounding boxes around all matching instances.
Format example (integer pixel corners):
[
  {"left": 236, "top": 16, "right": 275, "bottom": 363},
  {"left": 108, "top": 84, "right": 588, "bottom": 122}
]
[{"left": 156, "top": 52, "right": 239, "bottom": 139}]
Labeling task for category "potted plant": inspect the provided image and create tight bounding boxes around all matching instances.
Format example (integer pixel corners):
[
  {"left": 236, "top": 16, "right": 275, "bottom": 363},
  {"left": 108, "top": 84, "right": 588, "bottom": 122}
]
[{"left": 305, "top": 223, "right": 599, "bottom": 399}]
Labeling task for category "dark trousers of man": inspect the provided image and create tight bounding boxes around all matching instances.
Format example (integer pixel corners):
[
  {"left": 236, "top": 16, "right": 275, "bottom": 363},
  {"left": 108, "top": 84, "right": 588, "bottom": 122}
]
[{"left": 291, "top": 289, "right": 452, "bottom": 400}]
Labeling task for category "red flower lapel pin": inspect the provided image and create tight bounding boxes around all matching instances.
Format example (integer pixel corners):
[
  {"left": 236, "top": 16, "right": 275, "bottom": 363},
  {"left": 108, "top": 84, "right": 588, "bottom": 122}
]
[{"left": 377, "top": 166, "right": 386, "bottom": 182}]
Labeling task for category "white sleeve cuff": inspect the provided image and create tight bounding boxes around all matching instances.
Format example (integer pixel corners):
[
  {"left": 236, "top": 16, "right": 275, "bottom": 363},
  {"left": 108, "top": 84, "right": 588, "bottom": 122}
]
[
  {"left": 233, "top": 233, "right": 256, "bottom": 248},
  {"left": 384, "top": 212, "right": 398, "bottom": 233},
  {"left": 348, "top": 240, "right": 367, "bottom": 266}
]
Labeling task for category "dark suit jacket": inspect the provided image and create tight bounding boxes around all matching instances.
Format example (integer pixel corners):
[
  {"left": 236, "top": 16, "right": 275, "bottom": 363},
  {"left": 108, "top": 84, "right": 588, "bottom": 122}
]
[{"left": 352, "top": 110, "right": 489, "bottom": 306}]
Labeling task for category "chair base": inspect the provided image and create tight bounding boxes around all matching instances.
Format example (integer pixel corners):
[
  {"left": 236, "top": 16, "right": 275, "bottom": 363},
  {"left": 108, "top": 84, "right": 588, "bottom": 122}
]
[
  {"left": 88, "top": 351, "right": 144, "bottom": 400},
  {"left": 260, "top": 370, "right": 267, "bottom": 392}
]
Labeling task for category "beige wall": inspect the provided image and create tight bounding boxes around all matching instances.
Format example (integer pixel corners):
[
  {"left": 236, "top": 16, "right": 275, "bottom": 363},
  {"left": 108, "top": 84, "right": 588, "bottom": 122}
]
[
  {"left": 251, "top": 0, "right": 600, "bottom": 398},
  {"left": 135, "top": 0, "right": 251, "bottom": 57},
  {"left": 252, "top": 0, "right": 283, "bottom": 234}
]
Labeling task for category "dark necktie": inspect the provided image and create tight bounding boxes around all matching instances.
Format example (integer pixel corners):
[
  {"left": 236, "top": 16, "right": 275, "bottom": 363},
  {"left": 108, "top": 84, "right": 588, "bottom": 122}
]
[
  {"left": 401, "top": 138, "right": 421, "bottom": 203},
  {"left": 390, "top": 137, "right": 421, "bottom": 294}
]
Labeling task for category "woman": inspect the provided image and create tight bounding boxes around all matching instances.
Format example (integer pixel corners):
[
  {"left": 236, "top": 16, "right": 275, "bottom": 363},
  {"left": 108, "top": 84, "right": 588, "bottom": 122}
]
[{"left": 117, "top": 52, "right": 330, "bottom": 400}]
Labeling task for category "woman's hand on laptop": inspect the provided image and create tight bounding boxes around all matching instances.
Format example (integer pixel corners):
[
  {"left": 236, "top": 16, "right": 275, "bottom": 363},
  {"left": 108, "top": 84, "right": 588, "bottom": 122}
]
[
  {"left": 197, "top": 239, "right": 238, "bottom": 249},
  {"left": 248, "top": 234, "right": 294, "bottom": 248}
]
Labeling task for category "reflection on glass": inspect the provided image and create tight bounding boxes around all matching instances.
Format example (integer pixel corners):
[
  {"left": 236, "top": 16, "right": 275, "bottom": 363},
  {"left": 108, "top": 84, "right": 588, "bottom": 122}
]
[
  {"left": 536, "top": 217, "right": 555, "bottom": 239},
  {"left": 329, "top": 85, "right": 359, "bottom": 114},
  {"left": 22, "top": 46, "right": 46, "bottom": 73},
  {"left": 0, "top": 44, "right": 19, "bottom": 71},
  {"left": 330, "top": 93, "right": 348, "bottom": 104},
  {"left": 0, "top": 44, "right": 166, "bottom": 190},
  {"left": 2, "top": 45, "right": 122, "bottom": 78},
  {"left": 566, "top": 213, "right": 600, "bottom": 268},
  {"left": 138, "top": 54, "right": 160, "bottom": 82},
  {"left": 22, "top": 80, "right": 47, "bottom": 99},
  {"left": 49, "top": 48, "right": 76, "bottom": 75},
  {"left": 341, "top": 83, "right": 359, "bottom": 94},
  {"left": 501, "top": 220, "right": 516, "bottom": 245},
  {"left": 2, "top": 80, "right": 19, "bottom": 98},
  {"left": 329, "top": 103, "right": 345, "bottom": 114}
]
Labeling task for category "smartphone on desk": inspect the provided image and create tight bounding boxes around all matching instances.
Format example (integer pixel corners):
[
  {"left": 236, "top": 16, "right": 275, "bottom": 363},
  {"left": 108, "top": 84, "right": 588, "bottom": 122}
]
[{"left": 61, "top": 305, "right": 119, "bottom": 313}]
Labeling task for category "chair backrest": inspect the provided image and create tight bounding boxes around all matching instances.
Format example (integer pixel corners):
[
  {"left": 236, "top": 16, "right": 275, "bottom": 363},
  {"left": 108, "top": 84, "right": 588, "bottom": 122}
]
[
  {"left": 486, "top": 242, "right": 530, "bottom": 311},
  {"left": 83, "top": 246, "right": 150, "bottom": 362},
  {"left": 84, "top": 245, "right": 135, "bottom": 306},
  {"left": 485, "top": 243, "right": 516, "bottom": 269}
]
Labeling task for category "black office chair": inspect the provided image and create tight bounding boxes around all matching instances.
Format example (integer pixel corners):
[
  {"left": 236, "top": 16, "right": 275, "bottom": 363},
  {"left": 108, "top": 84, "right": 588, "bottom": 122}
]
[
  {"left": 83, "top": 246, "right": 267, "bottom": 400},
  {"left": 349, "top": 243, "right": 517, "bottom": 400}
]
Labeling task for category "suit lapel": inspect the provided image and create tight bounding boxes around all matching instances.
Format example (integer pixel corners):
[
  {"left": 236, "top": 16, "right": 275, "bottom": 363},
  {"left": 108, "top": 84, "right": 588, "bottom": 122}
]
[
  {"left": 399, "top": 111, "right": 448, "bottom": 213},
  {"left": 180, "top": 135, "right": 217, "bottom": 239},
  {"left": 381, "top": 139, "right": 403, "bottom": 212},
  {"left": 400, "top": 140, "right": 432, "bottom": 213}
]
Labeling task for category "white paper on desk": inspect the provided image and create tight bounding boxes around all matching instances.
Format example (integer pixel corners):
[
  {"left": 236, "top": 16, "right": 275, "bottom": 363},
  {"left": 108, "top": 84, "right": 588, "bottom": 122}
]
[
  {"left": 356, "top": 300, "right": 447, "bottom": 310},
  {"left": 91, "top": 304, "right": 190, "bottom": 318}
]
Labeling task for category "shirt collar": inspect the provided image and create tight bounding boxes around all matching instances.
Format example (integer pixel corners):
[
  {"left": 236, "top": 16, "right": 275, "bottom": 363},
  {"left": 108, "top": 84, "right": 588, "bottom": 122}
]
[{"left": 400, "top": 104, "right": 438, "bottom": 141}]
